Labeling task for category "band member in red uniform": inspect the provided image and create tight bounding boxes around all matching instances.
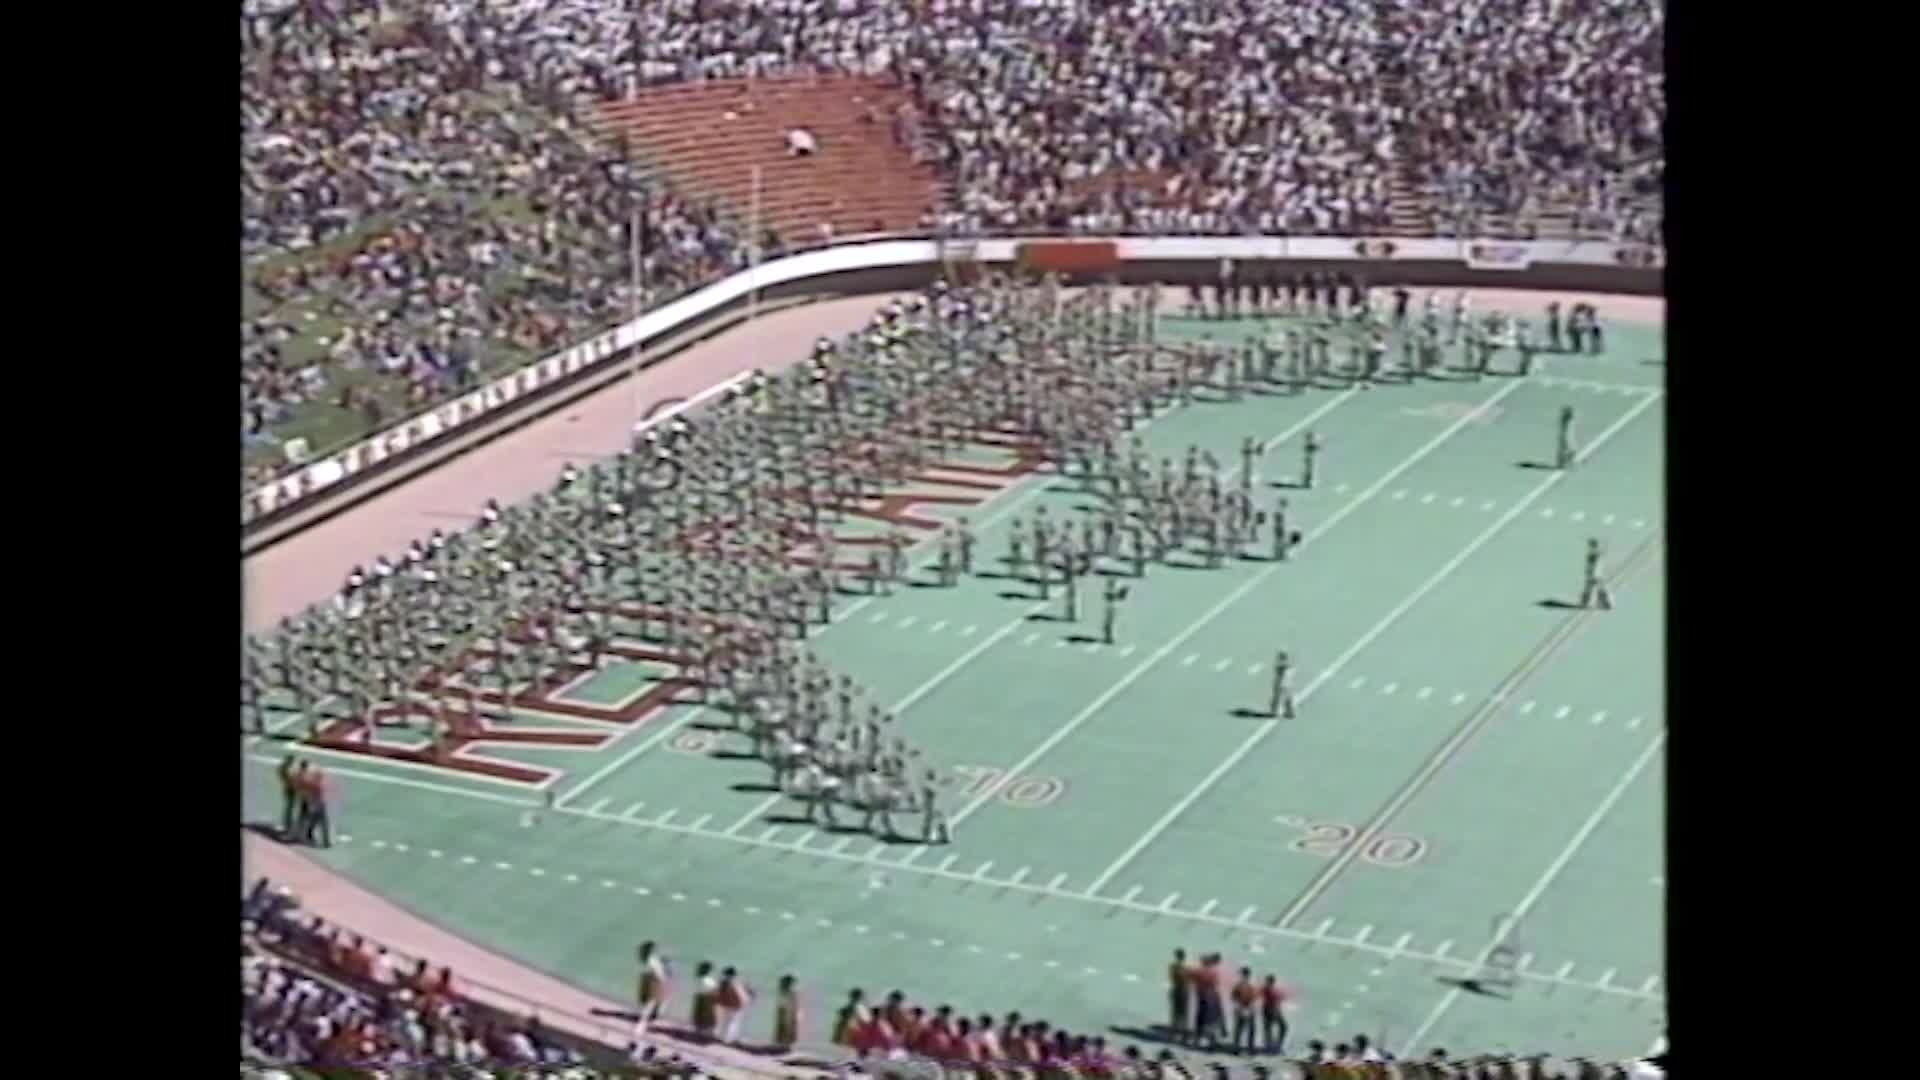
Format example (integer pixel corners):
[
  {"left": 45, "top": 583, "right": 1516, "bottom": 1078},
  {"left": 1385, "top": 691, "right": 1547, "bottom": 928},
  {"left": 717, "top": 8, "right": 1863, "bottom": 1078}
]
[{"left": 1260, "top": 975, "right": 1291, "bottom": 1055}]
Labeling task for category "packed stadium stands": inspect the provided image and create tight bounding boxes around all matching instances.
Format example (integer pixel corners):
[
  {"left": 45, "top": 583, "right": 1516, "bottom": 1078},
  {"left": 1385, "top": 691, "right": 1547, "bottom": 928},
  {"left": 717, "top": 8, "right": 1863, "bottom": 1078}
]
[{"left": 240, "top": 0, "right": 1663, "bottom": 487}]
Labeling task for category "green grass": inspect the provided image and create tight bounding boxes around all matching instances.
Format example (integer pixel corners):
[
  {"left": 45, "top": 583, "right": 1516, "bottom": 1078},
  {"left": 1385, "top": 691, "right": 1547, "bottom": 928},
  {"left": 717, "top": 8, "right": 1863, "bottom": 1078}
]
[{"left": 242, "top": 311, "right": 1665, "bottom": 1065}]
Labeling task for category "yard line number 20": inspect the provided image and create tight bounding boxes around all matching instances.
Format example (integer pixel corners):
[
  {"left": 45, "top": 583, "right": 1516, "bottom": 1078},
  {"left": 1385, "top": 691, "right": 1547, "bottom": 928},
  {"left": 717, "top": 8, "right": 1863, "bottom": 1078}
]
[{"left": 1286, "top": 821, "right": 1427, "bottom": 868}]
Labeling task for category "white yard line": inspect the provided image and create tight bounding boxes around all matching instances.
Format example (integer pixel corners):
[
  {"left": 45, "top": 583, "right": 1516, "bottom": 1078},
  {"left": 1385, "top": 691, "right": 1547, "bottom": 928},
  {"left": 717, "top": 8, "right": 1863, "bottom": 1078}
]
[
  {"left": 1083, "top": 388, "right": 1661, "bottom": 895},
  {"left": 954, "top": 377, "right": 1529, "bottom": 830},
  {"left": 742, "top": 389, "right": 1365, "bottom": 841},
  {"left": 1398, "top": 730, "right": 1666, "bottom": 1057},
  {"left": 286, "top": 764, "right": 1662, "bottom": 1004},
  {"left": 553, "top": 706, "right": 716, "bottom": 808}
]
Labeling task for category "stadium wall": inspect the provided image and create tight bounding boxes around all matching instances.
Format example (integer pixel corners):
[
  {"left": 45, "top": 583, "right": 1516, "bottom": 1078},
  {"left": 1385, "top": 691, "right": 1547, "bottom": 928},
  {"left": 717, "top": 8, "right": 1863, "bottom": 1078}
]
[{"left": 241, "top": 235, "right": 1664, "bottom": 553}]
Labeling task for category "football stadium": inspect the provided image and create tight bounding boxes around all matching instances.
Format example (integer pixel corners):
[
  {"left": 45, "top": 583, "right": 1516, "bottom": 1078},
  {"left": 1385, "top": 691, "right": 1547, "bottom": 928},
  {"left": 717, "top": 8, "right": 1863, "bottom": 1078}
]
[{"left": 241, "top": 2, "right": 1665, "bottom": 1078}]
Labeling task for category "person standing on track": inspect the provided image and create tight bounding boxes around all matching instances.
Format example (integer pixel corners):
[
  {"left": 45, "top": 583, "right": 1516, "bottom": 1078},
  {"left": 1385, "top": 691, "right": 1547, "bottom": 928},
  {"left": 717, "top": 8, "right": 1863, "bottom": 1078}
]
[
  {"left": 1194, "top": 953, "right": 1227, "bottom": 1050},
  {"left": 277, "top": 755, "right": 301, "bottom": 839},
  {"left": 1230, "top": 967, "right": 1259, "bottom": 1053},
  {"left": 301, "top": 764, "right": 332, "bottom": 848},
  {"left": 1300, "top": 431, "right": 1321, "bottom": 490},
  {"left": 718, "top": 966, "right": 753, "bottom": 1045},
  {"left": 772, "top": 974, "right": 801, "bottom": 1053},
  {"left": 1167, "top": 949, "right": 1192, "bottom": 1044},
  {"left": 633, "top": 941, "right": 671, "bottom": 1040},
  {"left": 1259, "top": 974, "right": 1290, "bottom": 1055}
]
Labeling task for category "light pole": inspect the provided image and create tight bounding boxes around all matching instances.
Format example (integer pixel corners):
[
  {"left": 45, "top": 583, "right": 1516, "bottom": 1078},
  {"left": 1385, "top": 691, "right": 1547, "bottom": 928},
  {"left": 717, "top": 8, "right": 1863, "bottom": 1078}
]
[
  {"left": 600, "top": 137, "right": 650, "bottom": 432},
  {"left": 747, "top": 164, "right": 764, "bottom": 323}
]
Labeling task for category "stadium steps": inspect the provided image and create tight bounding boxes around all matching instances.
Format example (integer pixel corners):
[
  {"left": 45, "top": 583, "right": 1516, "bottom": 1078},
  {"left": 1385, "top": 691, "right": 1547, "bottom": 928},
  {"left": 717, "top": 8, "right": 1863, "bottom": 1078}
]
[{"left": 587, "top": 76, "right": 944, "bottom": 243}]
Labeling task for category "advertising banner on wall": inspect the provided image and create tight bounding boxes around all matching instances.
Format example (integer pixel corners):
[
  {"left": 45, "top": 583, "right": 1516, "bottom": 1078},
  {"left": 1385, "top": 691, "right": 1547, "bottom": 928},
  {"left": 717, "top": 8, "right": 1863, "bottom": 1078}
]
[
  {"left": 1463, "top": 242, "right": 1535, "bottom": 271},
  {"left": 1016, "top": 241, "right": 1121, "bottom": 274},
  {"left": 1614, "top": 245, "right": 1663, "bottom": 269}
]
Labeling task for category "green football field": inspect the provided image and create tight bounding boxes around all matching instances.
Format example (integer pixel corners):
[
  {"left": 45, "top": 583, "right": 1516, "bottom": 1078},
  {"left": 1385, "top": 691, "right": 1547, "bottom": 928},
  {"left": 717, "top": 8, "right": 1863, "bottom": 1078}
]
[{"left": 243, "top": 308, "right": 1666, "bottom": 1065}]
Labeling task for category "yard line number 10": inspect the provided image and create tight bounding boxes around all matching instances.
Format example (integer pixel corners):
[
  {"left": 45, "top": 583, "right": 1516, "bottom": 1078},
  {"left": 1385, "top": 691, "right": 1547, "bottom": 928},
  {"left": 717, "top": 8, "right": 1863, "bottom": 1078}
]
[{"left": 1282, "top": 819, "right": 1428, "bottom": 868}]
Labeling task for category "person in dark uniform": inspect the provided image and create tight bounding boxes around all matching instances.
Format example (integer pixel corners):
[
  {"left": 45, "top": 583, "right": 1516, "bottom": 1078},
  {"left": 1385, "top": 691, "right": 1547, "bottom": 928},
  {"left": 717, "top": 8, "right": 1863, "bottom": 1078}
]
[
  {"left": 1168, "top": 949, "right": 1192, "bottom": 1043},
  {"left": 1212, "top": 276, "right": 1230, "bottom": 320},
  {"left": 277, "top": 756, "right": 301, "bottom": 839},
  {"left": 1346, "top": 275, "right": 1366, "bottom": 316},
  {"left": 1186, "top": 280, "right": 1204, "bottom": 318},
  {"left": 1259, "top": 975, "right": 1289, "bottom": 1055},
  {"left": 1546, "top": 301, "right": 1564, "bottom": 352},
  {"left": 1587, "top": 303, "right": 1606, "bottom": 354},
  {"left": 1392, "top": 285, "right": 1411, "bottom": 328}
]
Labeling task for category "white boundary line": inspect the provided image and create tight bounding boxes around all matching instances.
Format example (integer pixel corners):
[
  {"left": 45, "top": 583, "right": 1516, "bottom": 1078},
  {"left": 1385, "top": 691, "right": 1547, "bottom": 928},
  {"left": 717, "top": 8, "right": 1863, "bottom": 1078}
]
[
  {"left": 951, "top": 376, "right": 1530, "bottom": 829},
  {"left": 248, "top": 739, "right": 564, "bottom": 792},
  {"left": 1397, "top": 730, "right": 1667, "bottom": 1056},
  {"left": 245, "top": 753, "right": 541, "bottom": 806},
  {"left": 300, "top": 787, "right": 1660, "bottom": 1004},
  {"left": 724, "top": 387, "right": 1365, "bottom": 839},
  {"left": 1084, "top": 389, "right": 1664, "bottom": 895}
]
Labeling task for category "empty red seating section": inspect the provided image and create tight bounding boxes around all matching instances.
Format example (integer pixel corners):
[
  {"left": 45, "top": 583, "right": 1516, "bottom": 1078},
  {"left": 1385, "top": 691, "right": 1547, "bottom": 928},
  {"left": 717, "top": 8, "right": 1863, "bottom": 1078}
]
[{"left": 590, "top": 76, "right": 946, "bottom": 247}]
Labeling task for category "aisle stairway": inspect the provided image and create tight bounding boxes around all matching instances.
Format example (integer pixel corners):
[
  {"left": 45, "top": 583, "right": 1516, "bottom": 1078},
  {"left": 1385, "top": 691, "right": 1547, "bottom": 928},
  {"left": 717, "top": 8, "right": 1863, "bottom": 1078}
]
[{"left": 588, "top": 76, "right": 945, "bottom": 246}]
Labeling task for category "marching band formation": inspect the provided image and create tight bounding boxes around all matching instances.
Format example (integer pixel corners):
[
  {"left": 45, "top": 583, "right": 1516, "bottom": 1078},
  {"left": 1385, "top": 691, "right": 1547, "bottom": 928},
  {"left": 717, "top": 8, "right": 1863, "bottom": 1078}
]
[{"left": 244, "top": 275, "right": 1613, "bottom": 842}]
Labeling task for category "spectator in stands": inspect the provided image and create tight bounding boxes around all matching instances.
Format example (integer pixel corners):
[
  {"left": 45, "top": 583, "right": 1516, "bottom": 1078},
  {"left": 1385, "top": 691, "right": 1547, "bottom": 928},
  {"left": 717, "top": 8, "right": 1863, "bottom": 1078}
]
[
  {"left": 239, "top": 0, "right": 1660, "bottom": 490},
  {"left": 241, "top": 0, "right": 753, "bottom": 475},
  {"left": 244, "top": 881, "right": 609, "bottom": 1071}
]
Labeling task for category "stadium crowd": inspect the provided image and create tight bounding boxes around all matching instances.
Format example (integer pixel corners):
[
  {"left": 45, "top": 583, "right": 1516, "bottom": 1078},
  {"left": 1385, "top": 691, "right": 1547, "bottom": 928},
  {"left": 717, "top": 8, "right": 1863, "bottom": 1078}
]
[
  {"left": 241, "top": 878, "right": 705, "bottom": 1074},
  {"left": 241, "top": 0, "right": 754, "bottom": 487},
  {"left": 239, "top": 0, "right": 1662, "bottom": 482}
]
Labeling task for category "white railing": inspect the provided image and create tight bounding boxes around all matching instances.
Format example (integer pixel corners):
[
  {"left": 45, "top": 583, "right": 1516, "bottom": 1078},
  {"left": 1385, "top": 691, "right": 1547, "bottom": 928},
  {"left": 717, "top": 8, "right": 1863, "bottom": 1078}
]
[{"left": 242, "top": 234, "right": 1662, "bottom": 530}]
